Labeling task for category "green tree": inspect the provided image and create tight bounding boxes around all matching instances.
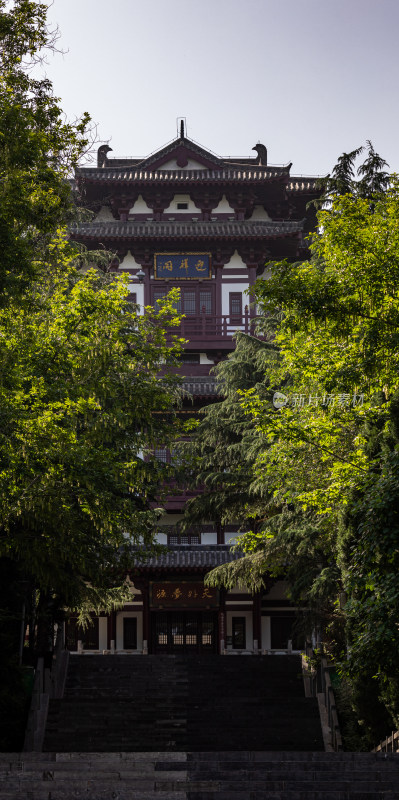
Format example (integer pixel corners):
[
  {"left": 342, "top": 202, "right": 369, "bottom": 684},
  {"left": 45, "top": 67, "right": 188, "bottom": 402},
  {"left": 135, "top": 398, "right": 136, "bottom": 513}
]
[
  {"left": 181, "top": 332, "right": 277, "bottom": 538},
  {"left": 0, "top": 3, "right": 185, "bottom": 750},
  {"left": 0, "top": 0, "right": 183, "bottom": 645},
  {"left": 238, "top": 161, "right": 399, "bottom": 738},
  {"left": 0, "top": 261, "right": 183, "bottom": 615},
  {"left": 0, "top": 0, "right": 91, "bottom": 298},
  {"left": 181, "top": 330, "right": 337, "bottom": 637},
  {"left": 186, "top": 145, "right": 399, "bottom": 740}
]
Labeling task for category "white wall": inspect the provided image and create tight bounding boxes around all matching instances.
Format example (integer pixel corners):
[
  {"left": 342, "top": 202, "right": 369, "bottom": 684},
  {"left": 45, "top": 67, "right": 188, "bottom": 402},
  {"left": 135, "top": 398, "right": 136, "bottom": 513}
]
[
  {"left": 262, "top": 580, "right": 292, "bottom": 651},
  {"left": 212, "top": 195, "right": 235, "bottom": 214},
  {"left": 116, "top": 610, "right": 143, "bottom": 652},
  {"left": 118, "top": 251, "right": 145, "bottom": 309},
  {"left": 119, "top": 250, "right": 142, "bottom": 271},
  {"left": 221, "top": 282, "right": 249, "bottom": 320},
  {"left": 225, "top": 250, "right": 247, "bottom": 270},
  {"left": 129, "top": 194, "right": 150, "bottom": 213},
  {"left": 163, "top": 194, "right": 201, "bottom": 214},
  {"left": 98, "top": 617, "right": 108, "bottom": 650},
  {"left": 199, "top": 353, "right": 214, "bottom": 365},
  {"left": 93, "top": 205, "right": 114, "bottom": 222},
  {"left": 256, "top": 265, "right": 272, "bottom": 281},
  {"left": 224, "top": 531, "right": 244, "bottom": 544},
  {"left": 221, "top": 253, "right": 248, "bottom": 322},
  {"left": 202, "top": 531, "right": 217, "bottom": 545},
  {"left": 226, "top": 610, "right": 253, "bottom": 651},
  {"left": 250, "top": 205, "right": 271, "bottom": 221},
  {"left": 261, "top": 616, "right": 271, "bottom": 650},
  {"left": 127, "top": 282, "right": 144, "bottom": 308}
]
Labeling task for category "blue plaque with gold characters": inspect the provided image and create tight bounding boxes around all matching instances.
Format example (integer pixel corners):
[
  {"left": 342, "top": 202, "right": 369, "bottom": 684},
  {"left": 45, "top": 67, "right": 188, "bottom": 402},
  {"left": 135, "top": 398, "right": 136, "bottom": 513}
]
[{"left": 154, "top": 252, "right": 212, "bottom": 280}]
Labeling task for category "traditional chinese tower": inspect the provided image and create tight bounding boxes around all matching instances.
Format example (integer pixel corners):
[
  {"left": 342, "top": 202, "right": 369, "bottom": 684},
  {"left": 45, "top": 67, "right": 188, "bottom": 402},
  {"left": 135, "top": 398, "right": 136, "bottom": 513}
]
[{"left": 70, "top": 124, "right": 320, "bottom": 656}]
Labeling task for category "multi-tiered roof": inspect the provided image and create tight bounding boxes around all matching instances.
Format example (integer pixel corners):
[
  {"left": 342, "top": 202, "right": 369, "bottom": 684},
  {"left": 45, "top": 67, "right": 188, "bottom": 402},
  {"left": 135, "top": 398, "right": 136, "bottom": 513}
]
[{"left": 72, "top": 132, "right": 320, "bottom": 264}]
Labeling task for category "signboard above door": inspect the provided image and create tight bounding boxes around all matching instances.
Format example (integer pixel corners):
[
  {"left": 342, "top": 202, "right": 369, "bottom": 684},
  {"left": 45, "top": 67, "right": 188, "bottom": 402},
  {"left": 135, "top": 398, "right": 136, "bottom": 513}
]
[
  {"left": 154, "top": 253, "right": 212, "bottom": 280},
  {"left": 150, "top": 581, "right": 218, "bottom": 608}
]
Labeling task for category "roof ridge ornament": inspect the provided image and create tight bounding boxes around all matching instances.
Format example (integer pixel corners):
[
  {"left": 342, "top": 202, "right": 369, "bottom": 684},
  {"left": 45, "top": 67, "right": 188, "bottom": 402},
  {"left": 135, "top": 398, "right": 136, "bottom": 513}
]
[
  {"left": 97, "top": 144, "right": 112, "bottom": 168},
  {"left": 177, "top": 117, "right": 187, "bottom": 139},
  {"left": 252, "top": 143, "right": 267, "bottom": 166}
]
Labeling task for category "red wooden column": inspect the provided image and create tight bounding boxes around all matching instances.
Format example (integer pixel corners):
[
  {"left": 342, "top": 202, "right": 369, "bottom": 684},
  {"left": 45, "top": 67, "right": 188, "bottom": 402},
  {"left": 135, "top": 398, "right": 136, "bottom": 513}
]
[
  {"left": 107, "top": 611, "right": 116, "bottom": 650},
  {"left": 214, "top": 263, "right": 223, "bottom": 323},
  {"left": 143, "top": 265, "right": 151, "bottom": 307},
  {"left": 218, "top": 588, "right": 226, "bottom": 654},
  {"left": 252, "top": 592, "right": 262, "bottom": 653},
  {"left": 216, "top": 522, "right": 225, "bottom": 545},
  {"left": 246, "top": 264, "right": 258, "bottom": 322},
  {"left": 141, "top": 580, "right": 150, "bottom": 654}
]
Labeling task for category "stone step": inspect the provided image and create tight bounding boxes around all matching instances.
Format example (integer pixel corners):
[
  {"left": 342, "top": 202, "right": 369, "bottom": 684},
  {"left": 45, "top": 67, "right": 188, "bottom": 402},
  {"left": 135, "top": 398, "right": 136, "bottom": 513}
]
[
  {"left": 4, "top": 751, "right": 399, "bottom": 762},
  {"left": 43, "top": 655, "right": 324, "bottom": 752},
  {"left": 2, "top": 753, "right": 399, "bottom": 799}
]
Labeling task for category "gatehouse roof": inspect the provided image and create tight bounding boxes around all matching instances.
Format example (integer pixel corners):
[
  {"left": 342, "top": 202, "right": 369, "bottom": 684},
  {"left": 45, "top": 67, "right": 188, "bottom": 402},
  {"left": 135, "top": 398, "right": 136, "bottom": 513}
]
[{"left": 133, "top": 544, "right": 243, "bottom": 571}]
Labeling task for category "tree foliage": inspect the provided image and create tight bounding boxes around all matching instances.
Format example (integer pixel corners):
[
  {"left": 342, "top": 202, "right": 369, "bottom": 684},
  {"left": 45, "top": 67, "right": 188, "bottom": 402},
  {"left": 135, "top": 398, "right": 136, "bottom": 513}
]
[
  {"left": 181, "top": 332, "right": 278, "bottom": 535},
  {"left": 0, "top": 1, "right": 92, "bottom": 298},
  {"left": 0, "top": 1, "right": 183, "bottom": 642},
  {"left": 246, "top": 156, "right": 399, "bottom": 738},
  {"left": 0, "top": 260, "right": 183, "bottom": 606},
  {"left": 185, "top": 144, "right": 399, "bottom": 741}
]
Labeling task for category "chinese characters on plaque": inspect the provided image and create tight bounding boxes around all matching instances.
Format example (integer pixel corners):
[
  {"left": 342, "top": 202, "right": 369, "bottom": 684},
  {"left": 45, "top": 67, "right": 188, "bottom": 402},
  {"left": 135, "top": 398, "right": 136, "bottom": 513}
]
[
  {"left": 150, "top": 582, "right": 218, "bottom": 608},
  {"left": 154, "top": 253, "right": 212, "bottom": 280}
]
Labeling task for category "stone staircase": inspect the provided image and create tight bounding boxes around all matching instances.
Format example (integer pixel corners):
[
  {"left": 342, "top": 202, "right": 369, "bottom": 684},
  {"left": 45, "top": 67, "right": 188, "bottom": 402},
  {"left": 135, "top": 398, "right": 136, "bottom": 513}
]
[
  {"left": 1, "top": 751, "right": 399, "bottom": 799},
  {"left": 42, "top": 654, "right": 323, "bottom": 752}
]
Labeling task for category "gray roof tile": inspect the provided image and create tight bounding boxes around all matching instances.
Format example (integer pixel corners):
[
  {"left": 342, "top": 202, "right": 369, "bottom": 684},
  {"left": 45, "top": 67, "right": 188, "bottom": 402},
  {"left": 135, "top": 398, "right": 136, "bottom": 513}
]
[
  {"left": 134, "top": 545, "right": 242, "bottom": 569},
  {"left": 76, "top": 166, "right": 291, "bottom": 183},
  {"left": 71, "top": 220, "right": 303, "bottom": 240}
]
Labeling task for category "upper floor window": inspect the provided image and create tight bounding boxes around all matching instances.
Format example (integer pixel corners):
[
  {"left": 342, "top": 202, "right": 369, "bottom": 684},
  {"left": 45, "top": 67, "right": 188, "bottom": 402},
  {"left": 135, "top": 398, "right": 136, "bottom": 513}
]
[
  {"left": 179, "top": 353, "right": 200, "bottom": 364},
  {"left": 229, "top": 292, "right": 242, "bottom": 321},
  {"left": 168, "top": 533, "right": 201, "bottom": 545},
  {"left": 154, "top": 447, "right": 168, "bottom": 463},
  {"left": 153, "top": 286, "right": 214, "bottom": 316},
  {"left": 154, "top": 447, "right": 181, "bottom": 465}
]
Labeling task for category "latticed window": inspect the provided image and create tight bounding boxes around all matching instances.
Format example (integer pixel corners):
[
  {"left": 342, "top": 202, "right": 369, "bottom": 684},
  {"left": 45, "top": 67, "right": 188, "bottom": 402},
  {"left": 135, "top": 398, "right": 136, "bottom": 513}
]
[
  {"left": 154, "top": 447, "right": 167, "bottom": 462},
  {"left": 180, "top": 353, "right": 200, "bottom": 364},
  {"left": 168, "top": 533, "right": 201, "bottom": 545},
  {"left": 152, "top": 286, "right": 214, "bottom": 316},
  {"left": 181, "top": 291, "right": 196, "bottom": 315},
  {"left": 154, "top": 447, "right": 182, "bottom": 464},
  {"left": 229, "top": 292, "right": 242, "bottom": 319},
  {"left": 199, "top": 291, "right": 212, "bottom": 314}
]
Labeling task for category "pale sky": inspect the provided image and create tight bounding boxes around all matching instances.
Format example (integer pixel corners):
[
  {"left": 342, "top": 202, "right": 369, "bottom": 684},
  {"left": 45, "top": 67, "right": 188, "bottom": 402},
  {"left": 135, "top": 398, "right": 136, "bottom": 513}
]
[{"left": 43, "top": 0, "right": 399, "bottom": 176}]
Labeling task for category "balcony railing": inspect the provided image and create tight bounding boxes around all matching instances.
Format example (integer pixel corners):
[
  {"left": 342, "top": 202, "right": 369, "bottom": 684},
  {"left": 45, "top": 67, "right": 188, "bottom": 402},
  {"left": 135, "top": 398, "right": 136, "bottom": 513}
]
[{"left": 168, "top": 308, "right": 260, "bottom": 346}]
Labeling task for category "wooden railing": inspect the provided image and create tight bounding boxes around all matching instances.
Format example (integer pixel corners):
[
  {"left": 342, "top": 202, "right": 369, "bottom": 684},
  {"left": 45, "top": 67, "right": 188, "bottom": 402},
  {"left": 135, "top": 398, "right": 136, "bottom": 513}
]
[
  {"left": 302, "top": 643, "right": 343, "bottom": 752},
  {"left": 23, "top": 625, "right": 69, "bottom": 751},
  {"left": 168, "top": 309, "right": 263, "bottom": 344},
  {"left": 373, "top": 730, "right": 399, "bottom": 753}
]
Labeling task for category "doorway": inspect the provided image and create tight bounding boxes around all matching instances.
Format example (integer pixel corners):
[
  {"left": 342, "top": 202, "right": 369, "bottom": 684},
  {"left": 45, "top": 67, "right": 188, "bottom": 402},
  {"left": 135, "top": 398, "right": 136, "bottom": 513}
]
[{"left": 152, "top": 611, "right": 217, "bottom": 654}]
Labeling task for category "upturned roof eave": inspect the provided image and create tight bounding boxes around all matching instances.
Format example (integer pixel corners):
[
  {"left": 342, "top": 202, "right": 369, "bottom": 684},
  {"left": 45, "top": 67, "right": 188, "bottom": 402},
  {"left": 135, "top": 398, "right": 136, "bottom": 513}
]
[
  {"left": 71, "top": 230, "right": 303, "bottom": 243},
  {"left": 70, "top": 219, "right": 304, "bottom": 239},
  {"left": 74, "top": 168, "right": 292, "bottom": 184}
]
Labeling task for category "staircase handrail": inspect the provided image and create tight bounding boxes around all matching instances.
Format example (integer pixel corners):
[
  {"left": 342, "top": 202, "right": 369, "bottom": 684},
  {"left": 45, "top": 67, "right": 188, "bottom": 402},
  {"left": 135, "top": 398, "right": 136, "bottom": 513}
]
[
  {"left": 373, "top": 730, "right": 399, "bottom": 753},
  {"left": 23, "top": 624, "right": 69, "bottom": 752},
  {"left": 302, "top": 642, "right": 343, "bottom": 752}
]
